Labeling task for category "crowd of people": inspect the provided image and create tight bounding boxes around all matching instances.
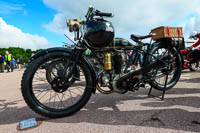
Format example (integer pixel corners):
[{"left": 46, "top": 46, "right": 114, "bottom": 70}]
[{"left": 0, "top": 51, "right": 23, "bottom": 73}]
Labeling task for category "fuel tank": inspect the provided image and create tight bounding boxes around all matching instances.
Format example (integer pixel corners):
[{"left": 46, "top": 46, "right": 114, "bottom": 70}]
[
  {"left": 105, "top": 38, "right": 134, "bottom": 50},
  {"left": 83, "top": 19, "right": 114, "bottom": 48}
]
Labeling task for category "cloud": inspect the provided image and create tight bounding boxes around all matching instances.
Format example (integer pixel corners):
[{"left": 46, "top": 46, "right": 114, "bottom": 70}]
[
  {"left": 43, "top": 13, "right": 78, "bottom": 40},
  {"left": 43, "top": 0, "right": 200, "bottom": 37},
  {"left": 0, "top": 17, "right": 52, "bottom": 50},
  {"left": 43, "top": 13, "right": 67, "bottom": 34},
  {"left": 0, "top": 1, "right": 25, "bottom": 14},
  {"left": 184, "top": 13, "right": 200, "bottom": 35}
]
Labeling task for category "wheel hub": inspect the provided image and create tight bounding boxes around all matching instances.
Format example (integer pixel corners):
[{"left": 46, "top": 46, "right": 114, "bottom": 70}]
[
  {"left": 51, "top": 77, "right": 69, "bottom": 93},
  {"left": 161, "top": 65, "right": 173, "bottom": 75}
]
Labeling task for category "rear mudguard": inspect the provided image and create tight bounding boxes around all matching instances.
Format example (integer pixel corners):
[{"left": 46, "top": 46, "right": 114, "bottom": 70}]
[{"left": 30, "top": 47, "right": 97, "bottom": 93}]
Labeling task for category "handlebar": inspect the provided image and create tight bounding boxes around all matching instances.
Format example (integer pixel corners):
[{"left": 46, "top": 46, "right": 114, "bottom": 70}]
[
  {"left": 95, "top": 11, "right": 113, "bottom": 17},
  {"left": 85, "top": 6, "right": 113, "bottom": 19}
]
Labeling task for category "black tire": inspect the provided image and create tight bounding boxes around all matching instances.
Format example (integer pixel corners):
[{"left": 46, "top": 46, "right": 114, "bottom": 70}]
[
  {"left": 21, "top": 52, "right": 93, "bottom": 118},
  {"left": 188, "top": 62, "right": 200, "bottom": 71},
  {"left": 148, "top": 45, "right": 182, "bottom": 91}
]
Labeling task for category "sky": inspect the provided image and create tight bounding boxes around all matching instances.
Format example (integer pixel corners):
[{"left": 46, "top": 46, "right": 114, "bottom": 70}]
[{"left": 0, "top": 0, "right": 200, "bottom": 50}]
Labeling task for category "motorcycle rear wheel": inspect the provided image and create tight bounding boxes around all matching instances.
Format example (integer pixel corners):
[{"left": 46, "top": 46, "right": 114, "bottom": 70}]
[
  {"left": 148, "top": 45, "right": 182, "bottom": 91},
  {"left": 21, "top": 52, "right": 93, "bottom": 118}
]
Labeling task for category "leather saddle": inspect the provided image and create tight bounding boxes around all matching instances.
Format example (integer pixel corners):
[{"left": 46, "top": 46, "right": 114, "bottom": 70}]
[{"left": 131, "top": 34, "right": 152, "bottom": 41}]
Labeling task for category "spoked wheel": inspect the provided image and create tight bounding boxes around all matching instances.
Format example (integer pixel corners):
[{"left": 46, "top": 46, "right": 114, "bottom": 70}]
[
  {"left": 188, "top": 62, "right": 200, "bottom": 71},
  {"left": 21, "top": 52, "right": 93, "bottom": 118},
  {"left": 148, "top": 45, "right": 182, "bottom": 91}
]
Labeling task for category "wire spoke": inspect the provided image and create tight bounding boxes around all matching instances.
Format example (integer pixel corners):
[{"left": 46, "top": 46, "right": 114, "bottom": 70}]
[
  {"left": 53, "top": 92, "right": 57, "bottom": 108},
  {"left": 34, "top": 73, "right": 47, "bottom": 83},
  {"left": 48, "top": 90, "right": 53, "bottom": 107},
  {"left": 38, "top": 89, "right": 50, "bottom": 101},
  {"left": 69, "top": 89, "right": 82, "bottom": 96},
  {"left": 33, "top": 83, "right": 51, "bottom": 90},
  {"left": 62, "top": 93, "right": 71, "bottom": 106},
  {"left": 31, "top": 57, "right": 87, "bottom": 110},
  {"left": 70, "top": 87, "right": 84, "bottom": 93},
  {"left": 57, "top": 94, "right": 65, "bottom": 108},
  {"left": 68, "top": 90, "right": 74, "bottom": 104}
]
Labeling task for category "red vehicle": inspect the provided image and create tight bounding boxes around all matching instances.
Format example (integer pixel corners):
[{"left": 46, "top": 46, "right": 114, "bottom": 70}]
[{"left": 181, "top": 32, "right": 200, "bottom": 71}]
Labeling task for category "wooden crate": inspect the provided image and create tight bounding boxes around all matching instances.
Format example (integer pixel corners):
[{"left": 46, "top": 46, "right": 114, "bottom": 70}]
[{"left": 151, "top": 26, "right": 183, "bottom": 40}]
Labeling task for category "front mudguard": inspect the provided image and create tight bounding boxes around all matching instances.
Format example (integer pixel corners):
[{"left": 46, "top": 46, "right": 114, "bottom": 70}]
[{"left": 30, "top": 47, "right": 97, "bottom": 93}]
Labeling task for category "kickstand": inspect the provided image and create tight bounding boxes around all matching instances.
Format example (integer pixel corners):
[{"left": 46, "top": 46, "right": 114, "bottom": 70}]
[
  {"left": 148, "top": 86, "right": 166, "bottom": 100},
  {"left": 148, "top": 65, "right": 169, "bottom": 101}
]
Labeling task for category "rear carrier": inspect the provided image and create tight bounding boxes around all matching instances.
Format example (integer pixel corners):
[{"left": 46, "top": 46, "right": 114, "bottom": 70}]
[
  {"left": 151, "top": 26, "right": 185, "bottom": 50},
  {"left": 151, "top": 26, "right": 183, "bottom": 40}
]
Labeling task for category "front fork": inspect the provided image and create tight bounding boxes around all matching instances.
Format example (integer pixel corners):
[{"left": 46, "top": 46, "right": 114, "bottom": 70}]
[{"left": 62, "top": 47, "right": 84, "bottom": 82}]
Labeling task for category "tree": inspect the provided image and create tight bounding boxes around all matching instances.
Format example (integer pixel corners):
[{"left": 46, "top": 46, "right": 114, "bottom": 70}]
[{"left": 0, "top": 47, "right": 43, "bottom": 63}]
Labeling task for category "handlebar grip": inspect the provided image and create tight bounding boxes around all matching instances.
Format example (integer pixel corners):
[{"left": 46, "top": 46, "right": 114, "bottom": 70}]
[{"left": 95, "top": 12, "right": 112, "bottom": 17}]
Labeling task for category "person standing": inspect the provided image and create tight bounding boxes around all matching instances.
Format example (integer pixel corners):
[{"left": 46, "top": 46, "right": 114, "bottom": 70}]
[
  {"left": 12, "top": 58, "right": 16, "bottom": 69},
  {"left": 17, "top": 56, "right": 23, "bottom": 71},
  {"left": 5, "top": 51, "right": 13, "bottom": 72},
  {"left": 0, "top": 55, "right": 5, "bottom": 73}
]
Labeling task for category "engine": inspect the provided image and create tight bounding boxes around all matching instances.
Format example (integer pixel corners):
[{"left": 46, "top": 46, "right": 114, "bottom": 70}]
[{"left": 96, "top": 51, "right": 135, "bottom": 94}]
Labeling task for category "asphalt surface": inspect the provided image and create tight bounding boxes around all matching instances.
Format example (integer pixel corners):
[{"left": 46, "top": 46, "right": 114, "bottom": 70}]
[{"left": 0, "top": 70, "right": 200, "bottom": 133}]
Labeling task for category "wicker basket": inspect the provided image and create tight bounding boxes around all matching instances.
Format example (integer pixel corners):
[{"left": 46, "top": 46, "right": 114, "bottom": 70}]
[{"left": 151, "top": 26, "right": 183, "bottom": 40}]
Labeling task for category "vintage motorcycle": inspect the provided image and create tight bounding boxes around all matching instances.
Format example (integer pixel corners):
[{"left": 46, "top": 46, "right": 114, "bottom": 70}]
[
  {"left": 21, "top": 6, "right": 182, "bottom": 118},
  {"left": 181, "top": 32, "right": 200, "bottom": 71}
]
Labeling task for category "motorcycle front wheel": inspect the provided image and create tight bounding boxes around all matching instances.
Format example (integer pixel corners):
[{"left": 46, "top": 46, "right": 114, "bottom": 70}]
[{"left": 21, "top": 52, "right": 93, "bottom": 118}]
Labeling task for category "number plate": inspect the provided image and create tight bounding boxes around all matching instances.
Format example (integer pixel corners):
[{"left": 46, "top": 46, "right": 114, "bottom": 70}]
[{"left": 20, "top": 118, "right": 37, "bottom": 130}]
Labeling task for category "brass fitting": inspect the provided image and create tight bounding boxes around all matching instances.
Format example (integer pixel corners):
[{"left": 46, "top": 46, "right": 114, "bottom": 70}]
[
  {"left": 104, "top": 53, "right": 112, "bottom": 70},
  {"left": 66, "top": 19, "right": 83, "bottom": 32}
]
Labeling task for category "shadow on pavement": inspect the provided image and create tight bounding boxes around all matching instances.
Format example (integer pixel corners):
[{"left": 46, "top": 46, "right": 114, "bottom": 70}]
[
  {"left": 50, "top": 87, "right": 200, "bottom": 132},
  {"left": 179, "top": 77, "right": 200, "bottom": 83},
  {"left": 0, "top": 87, "right": 200, "bottom": 132},
  {"left": 0, "top": 100, "right": 46, "bottom": 126},
  {"left": 141, "top": 96, "right": 200, "bottom": 108},
  {"left": 156, "top": 87, "right": 200, "bottom": 95},
  {"left": 181, "top": 70, "right": 197, "bottom": 74}
]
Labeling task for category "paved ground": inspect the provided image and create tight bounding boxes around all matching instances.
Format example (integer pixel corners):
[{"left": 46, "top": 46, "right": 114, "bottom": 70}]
[{"left": 1, "top": 70, "right": 200, "bottom": 133}]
